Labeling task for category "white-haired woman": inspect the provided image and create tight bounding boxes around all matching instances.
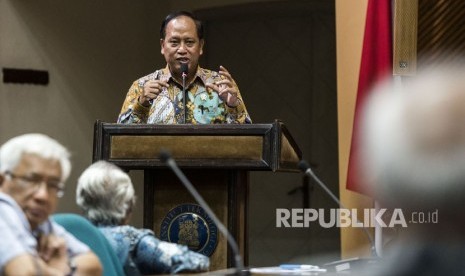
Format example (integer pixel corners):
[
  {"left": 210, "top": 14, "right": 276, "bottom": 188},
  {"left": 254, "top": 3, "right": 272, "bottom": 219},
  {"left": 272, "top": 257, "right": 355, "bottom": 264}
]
[{"left": 76, "top": 161, "right": 209, "bottom": 275}]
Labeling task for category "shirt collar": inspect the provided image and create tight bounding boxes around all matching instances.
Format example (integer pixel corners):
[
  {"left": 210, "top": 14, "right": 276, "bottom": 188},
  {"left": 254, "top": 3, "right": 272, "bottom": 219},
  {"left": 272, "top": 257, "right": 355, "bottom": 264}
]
[{"left": 161, "top": 65, "right": 207, "bottom": 86}]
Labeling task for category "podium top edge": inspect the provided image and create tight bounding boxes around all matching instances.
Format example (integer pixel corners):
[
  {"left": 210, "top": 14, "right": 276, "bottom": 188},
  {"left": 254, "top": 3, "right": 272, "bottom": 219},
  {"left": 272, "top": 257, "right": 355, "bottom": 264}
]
[
  {"left": 96, "top": 121, "right": 279, "bottom": 128},
  {"left": 94, "top": 121, "right": 287, "bottom": 134}
]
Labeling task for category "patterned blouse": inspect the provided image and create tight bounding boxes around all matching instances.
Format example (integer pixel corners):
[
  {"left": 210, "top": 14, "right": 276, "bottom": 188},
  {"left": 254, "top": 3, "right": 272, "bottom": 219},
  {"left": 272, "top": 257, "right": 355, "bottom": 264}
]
[
  {"left": 117, "top": 66, "right": 252, "bottom": 124},
  {"left": 98, "top": 224, "right": 209, "bottom": 275}
]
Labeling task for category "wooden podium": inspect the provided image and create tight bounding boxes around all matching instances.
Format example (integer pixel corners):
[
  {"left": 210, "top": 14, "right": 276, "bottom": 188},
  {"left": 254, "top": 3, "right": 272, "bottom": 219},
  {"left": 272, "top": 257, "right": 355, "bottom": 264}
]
[{"left": 92, "top": 120, "right": 301, "bottom": 270}]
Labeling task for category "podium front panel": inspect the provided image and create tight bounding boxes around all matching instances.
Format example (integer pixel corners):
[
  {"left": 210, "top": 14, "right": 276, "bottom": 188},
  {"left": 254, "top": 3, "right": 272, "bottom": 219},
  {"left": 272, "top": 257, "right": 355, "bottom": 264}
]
[{"left": 144, "top": 169, "right": 248, "bottom": 271}]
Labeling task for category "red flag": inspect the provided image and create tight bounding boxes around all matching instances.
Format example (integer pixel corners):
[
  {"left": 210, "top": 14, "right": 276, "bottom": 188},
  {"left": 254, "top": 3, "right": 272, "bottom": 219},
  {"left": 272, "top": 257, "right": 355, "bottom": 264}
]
[{"left": 346, "top": 0, "right": 392, "bottom": 194}]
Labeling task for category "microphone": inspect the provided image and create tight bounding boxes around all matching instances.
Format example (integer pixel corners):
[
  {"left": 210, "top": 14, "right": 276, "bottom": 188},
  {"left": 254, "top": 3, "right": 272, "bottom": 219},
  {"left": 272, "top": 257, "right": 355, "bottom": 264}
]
[
  {"left": 181, "top": 63, "right": 188, "bottom": 124},
  {"left": 298, "top": 160, "right": 377, "bottom": 258},
  {"left": 181, "top": 62, "right": 188, "bottom": 79},
  {"left": 160, "top": 150, "right": 245, "bottom": 275}
]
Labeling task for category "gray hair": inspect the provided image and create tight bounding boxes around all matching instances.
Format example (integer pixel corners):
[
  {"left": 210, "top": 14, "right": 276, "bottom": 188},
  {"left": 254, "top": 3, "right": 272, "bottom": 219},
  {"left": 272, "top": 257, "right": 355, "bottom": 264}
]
[
  {"left": 361, "top": 65, "right": 465, "bottom": 211},
  {"left": 76, "top": 160, "right": 135, "bottom": 225},
  {"left": 0, "top": 133, "right": 71, "bottom": 181}
]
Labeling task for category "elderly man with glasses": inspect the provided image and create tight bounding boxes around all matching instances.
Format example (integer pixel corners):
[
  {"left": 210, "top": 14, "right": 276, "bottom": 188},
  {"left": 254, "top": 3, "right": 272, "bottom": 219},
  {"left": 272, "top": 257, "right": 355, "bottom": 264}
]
[{"left": 0, "top": 133, "right": 102, "bottom": 276}]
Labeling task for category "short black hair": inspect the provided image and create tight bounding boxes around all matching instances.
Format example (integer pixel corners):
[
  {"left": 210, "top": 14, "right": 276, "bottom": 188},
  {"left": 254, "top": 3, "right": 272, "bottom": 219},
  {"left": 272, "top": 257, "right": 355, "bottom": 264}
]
[{"left": 160, "top": 11, "right": 204, "bottom": 40}]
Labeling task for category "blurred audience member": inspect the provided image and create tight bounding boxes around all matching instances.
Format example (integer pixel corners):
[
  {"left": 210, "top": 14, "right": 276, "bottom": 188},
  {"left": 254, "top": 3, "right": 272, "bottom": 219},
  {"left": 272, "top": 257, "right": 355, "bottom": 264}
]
[
  {"left": 360, "top": 64, "right": 465, "bottom": 275},
  {"left": 76, "top": 160, "right": 209, "bottom": 275},
  {"left": 0, "top": 133, "right": 102, "bottom": 276}
]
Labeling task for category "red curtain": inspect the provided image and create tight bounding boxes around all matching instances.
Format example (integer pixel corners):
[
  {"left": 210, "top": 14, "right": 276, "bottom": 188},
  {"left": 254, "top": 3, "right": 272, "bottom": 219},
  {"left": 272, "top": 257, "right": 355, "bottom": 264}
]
[{"left": 346, "top": 0, "right": 393, "bottom": 194}]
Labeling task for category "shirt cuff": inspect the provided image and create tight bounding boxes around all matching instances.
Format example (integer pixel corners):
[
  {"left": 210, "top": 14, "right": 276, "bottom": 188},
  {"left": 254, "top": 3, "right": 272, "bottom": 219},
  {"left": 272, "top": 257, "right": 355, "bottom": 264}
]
[{"left": 134, "top": 100, "right": 151, "bottom": 115}]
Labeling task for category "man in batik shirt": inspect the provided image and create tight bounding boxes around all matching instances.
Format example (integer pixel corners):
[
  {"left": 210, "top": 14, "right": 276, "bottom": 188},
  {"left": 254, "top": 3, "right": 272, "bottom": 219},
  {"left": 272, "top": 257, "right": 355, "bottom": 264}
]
[{"left": 118, "top": 11, "right": 251, "bottom": 124}]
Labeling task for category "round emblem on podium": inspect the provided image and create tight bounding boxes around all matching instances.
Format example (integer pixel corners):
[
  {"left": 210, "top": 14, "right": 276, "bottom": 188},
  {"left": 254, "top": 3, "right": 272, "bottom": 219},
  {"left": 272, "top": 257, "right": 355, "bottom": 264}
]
[{"left": 159, "top": 204, "right": 218, "bottom": 256}]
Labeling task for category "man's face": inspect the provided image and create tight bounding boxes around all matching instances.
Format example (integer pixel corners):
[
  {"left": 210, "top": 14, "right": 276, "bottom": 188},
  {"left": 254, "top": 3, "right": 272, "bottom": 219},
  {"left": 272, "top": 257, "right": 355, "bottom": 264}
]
[
  {"left": 161, "top": 15, "right": 204, "bottom": 79},
  {"left": 0, "top": 153, "right": 62, "bottom": 230}
]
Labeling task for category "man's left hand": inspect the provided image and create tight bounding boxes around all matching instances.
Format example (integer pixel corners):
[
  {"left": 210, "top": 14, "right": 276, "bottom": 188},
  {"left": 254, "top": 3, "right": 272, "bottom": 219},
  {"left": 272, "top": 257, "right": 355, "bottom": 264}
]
[{"left": 206, "top": 65, "right": 240, "bottom": 107}]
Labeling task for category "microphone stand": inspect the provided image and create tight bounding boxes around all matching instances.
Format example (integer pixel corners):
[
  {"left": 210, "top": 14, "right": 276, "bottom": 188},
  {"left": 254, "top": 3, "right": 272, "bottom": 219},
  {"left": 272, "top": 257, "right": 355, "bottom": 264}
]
[
  {"left": 181, "top": 63, "right": 188, "bottom": 124},
  {"left": 298, "top": 160, "right": 377, "bottom": 257},
  {"left": 182, "top": 74, "right": 186, "bottom": 124}
]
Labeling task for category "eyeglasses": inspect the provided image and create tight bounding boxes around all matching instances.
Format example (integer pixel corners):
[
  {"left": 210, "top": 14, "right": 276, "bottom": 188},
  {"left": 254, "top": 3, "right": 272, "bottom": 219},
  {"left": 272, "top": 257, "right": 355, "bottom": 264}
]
[{"left": 4, "top": 171, "right": 65, "bottom": 198}]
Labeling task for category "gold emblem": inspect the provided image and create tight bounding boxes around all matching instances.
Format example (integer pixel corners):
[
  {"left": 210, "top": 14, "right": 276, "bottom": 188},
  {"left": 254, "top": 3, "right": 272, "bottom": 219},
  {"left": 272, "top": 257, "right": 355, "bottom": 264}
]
[{"left": 178, "top": 217, "right": 200, "bottom": 248}]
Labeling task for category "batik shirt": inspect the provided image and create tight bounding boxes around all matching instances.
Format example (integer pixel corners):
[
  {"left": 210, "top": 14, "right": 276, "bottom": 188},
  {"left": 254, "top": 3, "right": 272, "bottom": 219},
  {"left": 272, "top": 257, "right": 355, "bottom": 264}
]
[
  {"left": 117, "top": 66, "right": 252, "bottom": 124},
  {"left": 97, "top": 224, "right": 209, "bottom": 275}
]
